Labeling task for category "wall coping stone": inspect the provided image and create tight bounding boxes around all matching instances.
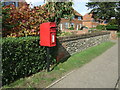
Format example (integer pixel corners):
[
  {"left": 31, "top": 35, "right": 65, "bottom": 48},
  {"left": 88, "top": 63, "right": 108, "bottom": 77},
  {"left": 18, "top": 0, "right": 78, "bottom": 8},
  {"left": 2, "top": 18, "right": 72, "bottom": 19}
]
[{"left": 57, "top": 32, "right": 110, "bottom": 42}]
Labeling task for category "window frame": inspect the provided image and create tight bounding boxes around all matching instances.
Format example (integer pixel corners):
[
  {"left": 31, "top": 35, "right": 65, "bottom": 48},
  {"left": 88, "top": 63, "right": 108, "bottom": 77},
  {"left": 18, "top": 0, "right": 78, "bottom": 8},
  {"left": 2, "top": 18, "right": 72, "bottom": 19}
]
[
  {"left": 64, "top": 22, "right": 69, "bottom": 29},
  {"left": 78, "top": 16, "right": 82, "bottom": 20}
]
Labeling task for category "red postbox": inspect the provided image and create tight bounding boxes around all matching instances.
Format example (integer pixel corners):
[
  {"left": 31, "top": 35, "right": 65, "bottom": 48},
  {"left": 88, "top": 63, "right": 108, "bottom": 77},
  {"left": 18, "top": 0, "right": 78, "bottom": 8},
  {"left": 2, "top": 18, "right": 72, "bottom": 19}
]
[{"left": 40, "top": 22, "right": 56, "bottom": 47}]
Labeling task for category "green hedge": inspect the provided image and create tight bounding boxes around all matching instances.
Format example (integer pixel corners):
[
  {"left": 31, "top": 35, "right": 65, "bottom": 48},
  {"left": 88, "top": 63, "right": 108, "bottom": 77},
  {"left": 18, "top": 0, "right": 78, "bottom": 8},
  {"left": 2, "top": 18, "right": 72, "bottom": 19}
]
[
  {"left": 96, "top": 25, "right": 118, "bottom": 30},
  {"left": 2, "top": 36, "right": 56, "bottom": 85},
  {"left": 69, "top": 26, "right": 74, "bottom": 30},
  {"left": 96, "top": 25, "right": 106, "bottom": 30},
  {"left": 106, "top": 25, "right": 118, "bottom": 30}
]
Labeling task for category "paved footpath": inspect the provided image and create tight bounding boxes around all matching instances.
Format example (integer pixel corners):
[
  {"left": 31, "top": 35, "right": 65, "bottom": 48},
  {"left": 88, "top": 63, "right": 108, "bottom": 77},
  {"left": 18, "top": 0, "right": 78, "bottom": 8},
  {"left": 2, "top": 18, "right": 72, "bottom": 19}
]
[{"left": 50, "top": 40, "right": 118, "bottom": 88}]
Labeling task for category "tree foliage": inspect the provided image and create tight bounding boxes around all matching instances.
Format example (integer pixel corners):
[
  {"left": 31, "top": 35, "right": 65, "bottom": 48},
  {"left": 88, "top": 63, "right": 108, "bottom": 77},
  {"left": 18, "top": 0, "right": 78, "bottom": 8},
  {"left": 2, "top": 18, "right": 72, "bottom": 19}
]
[
  {"left": 2, "top": 4, "right": 49, "bottom": 37},
  {"left": 44, "top": 2, "right": 74, "bottom": 25},
  {"left": 86, "top": 2, "right": 120, "bottom": 31},
  {"left": 108, "top": 19, "right": 118, "bottom": 25},
  {"left": 2, "top": 2, "right": 74, "bottom": 37}
]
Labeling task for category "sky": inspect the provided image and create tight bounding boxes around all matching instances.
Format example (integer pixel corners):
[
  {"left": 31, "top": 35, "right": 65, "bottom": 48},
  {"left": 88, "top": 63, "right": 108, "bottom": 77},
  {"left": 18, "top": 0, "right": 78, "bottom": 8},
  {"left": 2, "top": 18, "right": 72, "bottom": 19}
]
[{"left": 25, "top": 0, "right": 91, "bottom": 16}]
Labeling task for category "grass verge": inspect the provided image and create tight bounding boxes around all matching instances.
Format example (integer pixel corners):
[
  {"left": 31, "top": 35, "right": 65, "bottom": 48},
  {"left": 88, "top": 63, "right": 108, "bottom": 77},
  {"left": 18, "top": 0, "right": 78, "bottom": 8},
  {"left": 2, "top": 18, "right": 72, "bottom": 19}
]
[{"left": 2, "top": 41, "right": 115, "bottom": 88}]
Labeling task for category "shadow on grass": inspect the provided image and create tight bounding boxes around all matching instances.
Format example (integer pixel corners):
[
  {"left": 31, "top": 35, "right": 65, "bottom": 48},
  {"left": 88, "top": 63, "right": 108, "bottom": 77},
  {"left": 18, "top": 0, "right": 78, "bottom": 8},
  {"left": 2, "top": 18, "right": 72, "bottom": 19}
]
[
  {"left": 49, "top": 39, "right": 71, "bottom": 71},
  {"left": 50, "top": 56, "right": 70, "bottom": 71}
]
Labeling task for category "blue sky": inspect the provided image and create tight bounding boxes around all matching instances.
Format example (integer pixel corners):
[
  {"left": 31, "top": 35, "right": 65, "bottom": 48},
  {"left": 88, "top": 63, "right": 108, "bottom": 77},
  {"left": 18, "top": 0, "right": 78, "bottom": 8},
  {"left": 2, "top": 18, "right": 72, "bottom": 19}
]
[{"left": 26, "top": 0, "right": 91, "bottom": 16}]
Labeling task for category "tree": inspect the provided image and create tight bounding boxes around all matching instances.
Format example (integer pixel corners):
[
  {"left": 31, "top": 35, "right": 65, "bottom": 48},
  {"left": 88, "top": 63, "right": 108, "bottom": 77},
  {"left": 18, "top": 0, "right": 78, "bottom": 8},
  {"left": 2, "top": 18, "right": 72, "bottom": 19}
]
[
  {"left": 44, "top": 2, "right": 74, "bottom": 34},
  {"left": 2, "top": 4, "right": 50, "bottom": 37},
  {"left": 44, "top": 2, "right": 74, "bottom": 25},
  {"left": 2, "top": 1, "right": 74, "bottom": 37},
  {"left": 108, "top": 19, "right": 118, "bottom": 25},
  {"left": 86, "top": 2, "right": 120, "bottom": 31}
]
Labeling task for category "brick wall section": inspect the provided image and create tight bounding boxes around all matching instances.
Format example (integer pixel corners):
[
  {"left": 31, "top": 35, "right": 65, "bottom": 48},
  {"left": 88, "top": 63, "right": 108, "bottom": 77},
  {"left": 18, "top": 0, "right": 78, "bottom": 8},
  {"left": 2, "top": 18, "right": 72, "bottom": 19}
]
[
  {"left": 102, "top": 30, "right": 117, "bottom": 40},
  {"left": 109, "top": 31, "right": 117, "bottom": 40},
  {"left": 83, "top": 13, "right": 108, "bottom": 28},
  {"left": 83, "top": 13, "right": 100, "bottom": 28},
  {"left": 56, "top": 32, "right": 110, "bottom": 62}
]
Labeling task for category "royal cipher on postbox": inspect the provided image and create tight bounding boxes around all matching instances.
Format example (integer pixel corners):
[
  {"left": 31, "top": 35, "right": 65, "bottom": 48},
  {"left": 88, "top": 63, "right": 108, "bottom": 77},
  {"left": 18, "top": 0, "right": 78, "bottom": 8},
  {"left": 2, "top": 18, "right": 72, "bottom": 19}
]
[{"left": 40, "top": 22, "right": 56, "bottom": 47}]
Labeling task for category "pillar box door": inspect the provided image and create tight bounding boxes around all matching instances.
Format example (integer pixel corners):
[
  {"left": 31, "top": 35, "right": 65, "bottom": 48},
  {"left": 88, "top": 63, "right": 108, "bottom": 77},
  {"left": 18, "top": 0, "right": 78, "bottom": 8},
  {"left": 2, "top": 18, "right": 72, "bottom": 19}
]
[{"left": 40, "top": 22, "right": 56, "bottom": 47}]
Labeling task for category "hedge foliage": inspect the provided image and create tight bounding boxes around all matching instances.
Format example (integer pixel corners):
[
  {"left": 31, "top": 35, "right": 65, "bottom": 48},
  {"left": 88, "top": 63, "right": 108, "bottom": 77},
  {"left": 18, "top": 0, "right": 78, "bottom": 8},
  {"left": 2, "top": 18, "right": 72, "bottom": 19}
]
[
  {"left": 106, "top": 25, "right": 118, "bottom": 30},
  {"left": 96, "top": 25, "right": 118, "bottom": 30},
  {"left": 2, "top": 36, "right": 56, "bottom": 85},
  {"left": 96, "top": 25, "right": 106, "bottom": 30}
]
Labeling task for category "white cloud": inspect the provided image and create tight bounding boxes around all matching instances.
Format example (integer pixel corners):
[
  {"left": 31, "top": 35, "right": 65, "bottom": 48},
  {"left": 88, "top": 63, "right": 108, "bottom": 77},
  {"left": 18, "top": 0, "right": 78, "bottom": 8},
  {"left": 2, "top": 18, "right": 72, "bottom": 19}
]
[
  {"left": 26, "top": 0, "right": 44, "bottom": 4},
  {"left": 73, "top": 0, "right": 90, "bottom": 2},
  {"left": 80, "top": 11, "right": 89, "bottom": 16},
  {"left": 73, "top": 2, "right": 91, "bottom": 16},
  {"left": 26, "top": 0, "right": 92, "bottom": 15}
]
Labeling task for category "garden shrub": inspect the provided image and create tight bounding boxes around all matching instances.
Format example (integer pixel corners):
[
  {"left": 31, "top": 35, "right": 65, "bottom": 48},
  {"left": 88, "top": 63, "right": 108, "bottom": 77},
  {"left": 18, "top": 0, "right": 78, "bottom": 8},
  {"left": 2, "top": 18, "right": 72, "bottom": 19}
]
[
  {"left": 2, "top": 36, "right": 56, "bottom": 85},
  {"left": 96, "top": 25, "right": 106, "bottom": 30},
  {"left": 108, "top": 19, "right": 117, "bottom": 25},
  {"left": 2, "top": 4, "right": 49, "bottom": 37},
  {"left": 69, "top": 26, "right": 74, "bottom": 30},
  {"left": 105, "top": 25, "right": 118, "bottom": 30}
]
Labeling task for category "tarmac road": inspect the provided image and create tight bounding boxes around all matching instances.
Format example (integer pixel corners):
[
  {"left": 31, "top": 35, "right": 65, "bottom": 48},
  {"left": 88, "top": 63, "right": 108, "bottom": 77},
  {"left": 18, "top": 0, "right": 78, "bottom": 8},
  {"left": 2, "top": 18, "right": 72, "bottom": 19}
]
[{"left": 50, "top": 40, "right": 118, "bottom": 88}]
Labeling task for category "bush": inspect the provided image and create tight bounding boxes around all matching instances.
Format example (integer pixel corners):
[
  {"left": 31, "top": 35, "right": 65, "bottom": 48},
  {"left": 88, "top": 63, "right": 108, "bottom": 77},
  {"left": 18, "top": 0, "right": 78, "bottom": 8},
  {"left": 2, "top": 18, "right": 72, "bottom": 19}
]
[
  {"left": 105, "top": 25, "right": 118, "bottom": 30},
  {"left": 78, "top": 29, "right": 82, "bottom": 30},
  {"left": 2, "top": 37, "right": 56, "bottom": 85},
  {"left": 108, "top": 19, "right": 117, "bottom": 25},
  {"left": 96, "top": 25, "right": 118, "bottom": 30},
  {"left": 2, "top": 4, "right": 49, "bottom": 37},
  {"left": 69, "top": 26, "right": 74, "bottom": 30},
  {"left": 96, "top": 25, "right": 106, "bottom": 30}
]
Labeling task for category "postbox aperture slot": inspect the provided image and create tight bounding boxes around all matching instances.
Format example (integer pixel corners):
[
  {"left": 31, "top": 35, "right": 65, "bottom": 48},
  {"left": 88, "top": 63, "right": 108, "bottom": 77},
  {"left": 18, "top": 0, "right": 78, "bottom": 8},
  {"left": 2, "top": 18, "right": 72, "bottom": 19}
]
[
  {"left": 50, "top": 27, "right": 56, "bottom": 32},
  {"left": 50, "top": 27, "right": 56, "bottom": 29}
]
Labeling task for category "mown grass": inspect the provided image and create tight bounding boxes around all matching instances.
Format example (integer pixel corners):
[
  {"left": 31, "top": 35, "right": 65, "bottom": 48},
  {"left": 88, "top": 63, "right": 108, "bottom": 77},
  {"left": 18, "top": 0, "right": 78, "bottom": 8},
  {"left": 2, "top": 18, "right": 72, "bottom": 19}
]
[{"left": 2, "top": 41, "right": 115, "bottom": 88}]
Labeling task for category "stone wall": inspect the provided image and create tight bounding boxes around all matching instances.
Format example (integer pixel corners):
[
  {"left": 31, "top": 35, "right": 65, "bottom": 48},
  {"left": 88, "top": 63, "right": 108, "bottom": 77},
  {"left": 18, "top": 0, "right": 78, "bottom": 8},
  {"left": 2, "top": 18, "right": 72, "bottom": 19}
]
[{"left": 56, "top": 32, "right": 110, "bottom": 62}]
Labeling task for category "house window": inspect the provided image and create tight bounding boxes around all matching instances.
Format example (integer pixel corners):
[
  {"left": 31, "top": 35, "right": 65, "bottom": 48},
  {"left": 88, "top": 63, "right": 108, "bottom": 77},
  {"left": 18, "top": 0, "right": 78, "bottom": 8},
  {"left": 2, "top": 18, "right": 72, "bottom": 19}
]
[
  {"left": 64, "top": 23, "right": 69, "bottom": 29},
  {"left": 78, "top": 16, "right": 82, "bottom": 20},
  {"left": 3, "top": 2, "right": 19, "bottom": 7}
]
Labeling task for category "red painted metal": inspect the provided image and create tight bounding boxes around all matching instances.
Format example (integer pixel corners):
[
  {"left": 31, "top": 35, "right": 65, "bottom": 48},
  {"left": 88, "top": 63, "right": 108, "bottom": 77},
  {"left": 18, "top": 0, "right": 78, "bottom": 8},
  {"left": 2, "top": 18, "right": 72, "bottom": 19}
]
[{"left": 40, "top": 22, "right": 56, "bottom": 47}]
